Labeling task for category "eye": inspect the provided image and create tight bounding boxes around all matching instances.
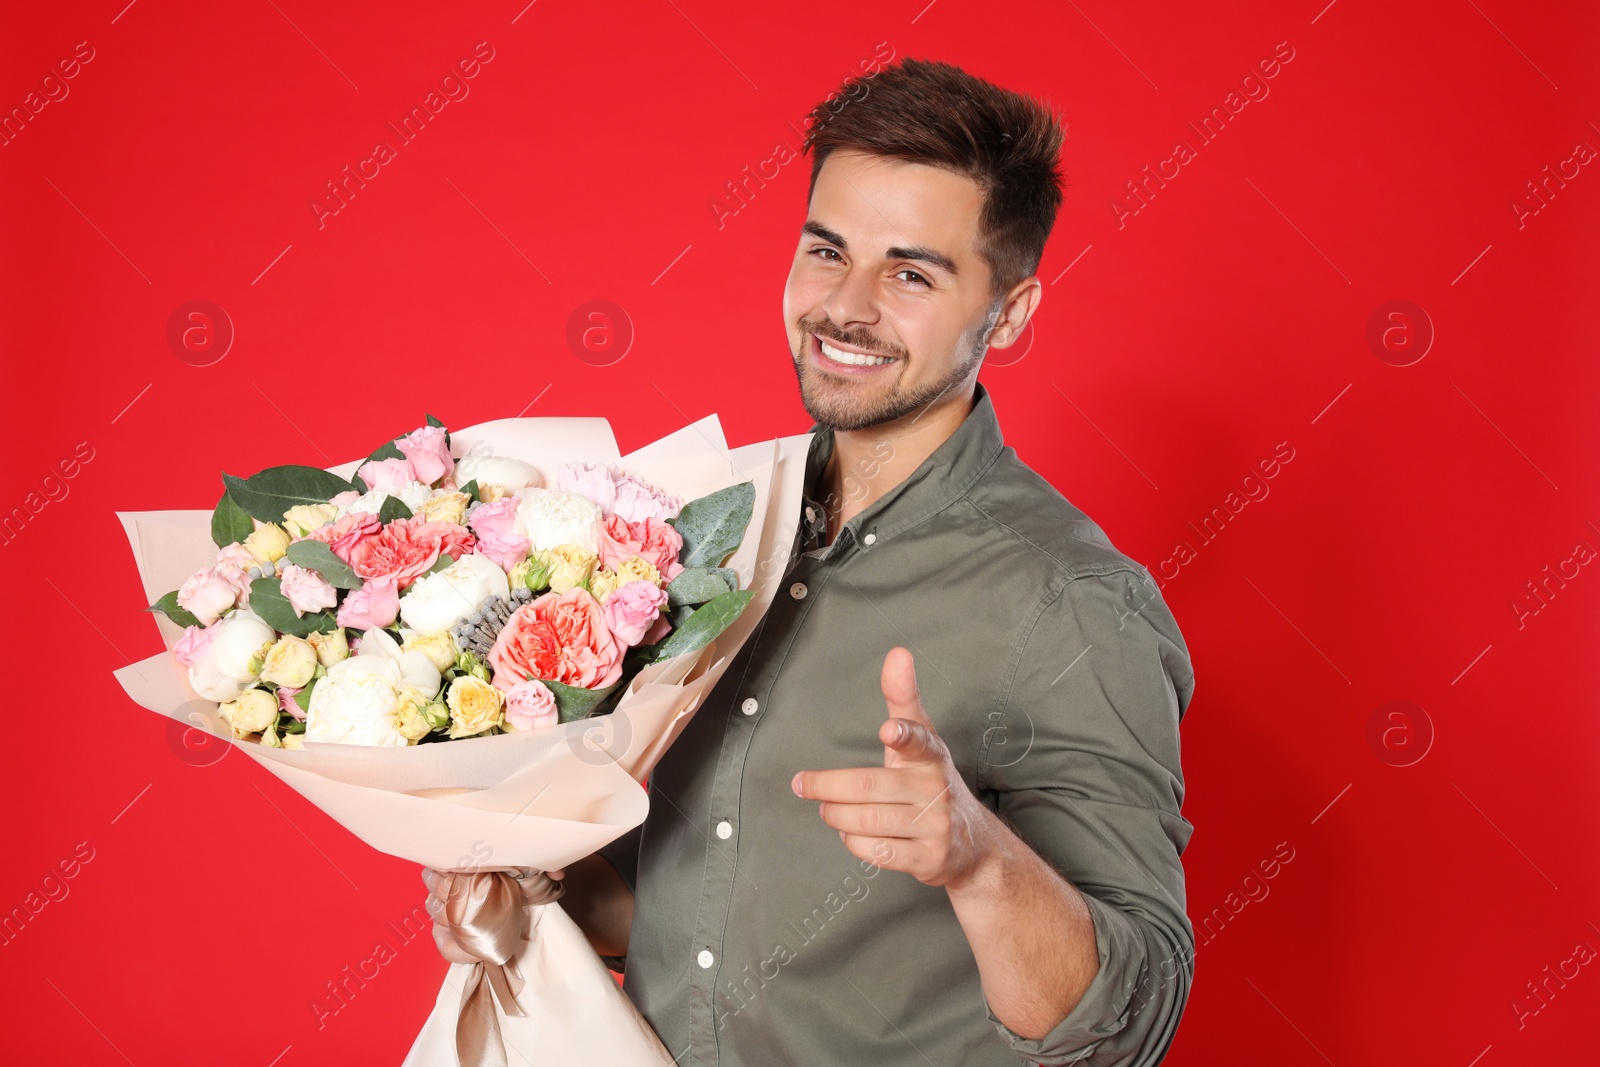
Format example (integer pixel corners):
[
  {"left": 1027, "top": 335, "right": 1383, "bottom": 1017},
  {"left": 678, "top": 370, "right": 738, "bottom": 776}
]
[
  {"left": 895, "top": 269, "right": 930, "bottom": 288},
  {"left": 809, "top": 246, "right": 843, "bottom": 263}
]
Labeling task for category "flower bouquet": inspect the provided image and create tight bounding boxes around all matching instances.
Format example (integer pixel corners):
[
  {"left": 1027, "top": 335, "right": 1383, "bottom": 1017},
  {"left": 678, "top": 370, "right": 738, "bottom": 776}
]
[{"left": 114, "top": 410, "right": 810, "bottom": 1066}]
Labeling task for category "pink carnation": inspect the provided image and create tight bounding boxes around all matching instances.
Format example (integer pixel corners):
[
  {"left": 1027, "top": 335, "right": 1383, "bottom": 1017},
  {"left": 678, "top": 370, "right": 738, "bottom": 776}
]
[
  {"left": 279, "top": 563, "right": 338, "bottom": 617},
  {"left": 304, "top": 512, "right": 382, "bottom": 565},
  {"left": 598, "top": 514, "right": 684, "bottom": 581}
]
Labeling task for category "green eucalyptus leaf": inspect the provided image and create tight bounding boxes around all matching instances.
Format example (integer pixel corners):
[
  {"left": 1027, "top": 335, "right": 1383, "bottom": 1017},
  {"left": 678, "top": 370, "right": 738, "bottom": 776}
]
[
  {"left": 377, "top": 495, "right": 413, "bottom": 523},
  {"left": 223, "top": 466, "right": 358, "bottom": 524},
  {"left": 293, "top": 676, "right": 319, "bottom": 714},
  {"left": 211, "top": 490, "right": 254, "bottom": 548},
  {"left": 146, "top": 591, "right": 200, "bottom": 629},
  {"left": 458, "top": 479, "right": 480, "bottom": 503},
  {"left": 665, "top": 566, "right": 734, "bottom": 607},
  {"left": 284, "top": 539, "right": 363, "bottom": 590},
  {"left": 651, "top": 589, "right": 754, "bottom": 662},
  {"left": 543, "top": 677, "right": 625, "bottom": 724},
  {"left": 248, "top": 577, "right": 340, "bottom": 637},
  {"left": 668, "top": 481, "right": 755, "bottom": 569}
]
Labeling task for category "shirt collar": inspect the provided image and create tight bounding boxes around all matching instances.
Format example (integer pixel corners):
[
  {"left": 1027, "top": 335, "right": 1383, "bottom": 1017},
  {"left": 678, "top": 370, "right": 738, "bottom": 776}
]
[{"left": 798, "top": 380, "right": 1006, "bottom": 555}]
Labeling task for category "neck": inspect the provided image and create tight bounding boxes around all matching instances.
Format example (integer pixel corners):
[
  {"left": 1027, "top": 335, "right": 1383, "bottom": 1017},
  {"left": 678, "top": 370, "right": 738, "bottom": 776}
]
[{"left": 820, "top": 383, "right": 979, "bottom": 541}]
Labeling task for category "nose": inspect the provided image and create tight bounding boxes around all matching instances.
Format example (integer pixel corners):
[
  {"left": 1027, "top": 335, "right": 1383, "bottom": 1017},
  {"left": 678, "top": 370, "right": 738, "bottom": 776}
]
[{"left": 822, "top": 262, "right": 881, "bottom": 337}]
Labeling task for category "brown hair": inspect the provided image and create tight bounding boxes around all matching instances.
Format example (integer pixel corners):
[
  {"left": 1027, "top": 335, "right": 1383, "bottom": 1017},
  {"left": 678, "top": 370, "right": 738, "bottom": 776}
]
[{"left": 801, "top": 57, "right": 1066, "bottom": 300}]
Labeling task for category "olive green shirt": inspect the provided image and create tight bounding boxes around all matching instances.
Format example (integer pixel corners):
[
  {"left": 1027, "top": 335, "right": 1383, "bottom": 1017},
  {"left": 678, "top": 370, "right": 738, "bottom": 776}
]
[{"left": 600, "top": 380, "right": 1196, "bottom": 1065}]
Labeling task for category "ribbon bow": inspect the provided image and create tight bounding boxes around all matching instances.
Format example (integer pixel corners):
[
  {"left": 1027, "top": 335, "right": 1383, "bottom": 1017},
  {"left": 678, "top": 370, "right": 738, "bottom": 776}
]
[{"left": 429, "top": 867, "right": 566, "bottom": 1067}]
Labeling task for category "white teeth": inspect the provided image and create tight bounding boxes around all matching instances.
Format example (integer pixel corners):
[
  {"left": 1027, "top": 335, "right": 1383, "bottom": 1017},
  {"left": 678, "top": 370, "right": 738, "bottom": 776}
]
[{"left": 820, "top": 340, "right": 895, "bottom": 367}]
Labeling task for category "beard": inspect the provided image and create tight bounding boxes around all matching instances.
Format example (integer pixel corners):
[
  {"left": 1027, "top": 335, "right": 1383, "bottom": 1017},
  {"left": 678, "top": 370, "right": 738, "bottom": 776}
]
[{"left": 789, "top": 312, "right": 992, "bottom": 432}]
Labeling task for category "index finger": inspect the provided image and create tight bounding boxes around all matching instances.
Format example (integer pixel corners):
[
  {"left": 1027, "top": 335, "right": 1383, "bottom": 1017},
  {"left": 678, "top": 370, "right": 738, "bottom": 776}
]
[{"left": 792, "top": 766, "right": 926, "bottom": 803}]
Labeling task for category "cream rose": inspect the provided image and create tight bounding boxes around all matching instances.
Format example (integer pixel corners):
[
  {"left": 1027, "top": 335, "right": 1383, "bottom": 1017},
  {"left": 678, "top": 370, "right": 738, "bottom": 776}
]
[
  {"left": 259, "top": 635, "right": 318, "bottom": 688},
  {"left": 244, "top": 521, "right": 291, "bottom": 564},
  {"left": 536, "top": 544, "right": 598, "bottom": 594},
  {"left": 282, "top": 503, "right": 338, "bottom": 539},
  {"left": 305, "top": 628, "right": 349, "bottom": 667},
  {"left": 219, "top": 687, "right": 278, "bottom": 736},
  {"left": 446, "top": 675, "right": 505, "bottom": 738},
  {"left": 588, "top": 567, "right": 621, "bottom": 603},
  {"left": 416, "top": 491, "right": 470, "bottom": 527},
  {"left": 615, "top": 554, "right": 663, "bottom": 588},
  {"left": 402, "top": 630, "right": 460, "bottom": 674},
  {"left": 394, "top": 686, "right": 435, "bottom": 741},
  {"left": 398, "top": 552, "right": 511, "bottom": 637}
]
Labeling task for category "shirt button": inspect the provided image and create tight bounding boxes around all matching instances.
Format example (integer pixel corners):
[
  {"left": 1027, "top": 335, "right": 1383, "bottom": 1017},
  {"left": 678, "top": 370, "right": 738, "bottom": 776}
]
[
  {"left": 697, "top": 949, "right": 715, "bottom": 969},
  {"left": 863, "top": 532, "right": 877, "bottom": 545},
  {"left": 741, "top": 697, "right": 758, "bottom": 716},
  {"left": 715, "top": 820, "right": 733, "bottom": 839},
  {"left": 790, "top": 582, "right": 808, "bottom": 600},
  {"left": 805, "top": 506, "right": 816, "bottom": 523}
]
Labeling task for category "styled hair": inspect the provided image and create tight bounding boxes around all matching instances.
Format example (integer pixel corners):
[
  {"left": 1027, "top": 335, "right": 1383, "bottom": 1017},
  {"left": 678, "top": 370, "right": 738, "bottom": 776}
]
[{"left": 801, "top": 57, "right": 1066, "bottom": 300}]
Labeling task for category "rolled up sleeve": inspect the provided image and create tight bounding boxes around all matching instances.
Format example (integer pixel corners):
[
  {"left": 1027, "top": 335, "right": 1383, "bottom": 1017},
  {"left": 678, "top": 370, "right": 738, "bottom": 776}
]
[{"left": 978, "top": 567, "right": 1197, "bottom": 1065}]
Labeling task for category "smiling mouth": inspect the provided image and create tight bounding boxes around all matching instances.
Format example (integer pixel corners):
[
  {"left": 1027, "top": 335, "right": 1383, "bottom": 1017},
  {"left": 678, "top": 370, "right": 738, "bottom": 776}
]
[{"left": 810, "top": 332, "right": 900, "bottom": 370}]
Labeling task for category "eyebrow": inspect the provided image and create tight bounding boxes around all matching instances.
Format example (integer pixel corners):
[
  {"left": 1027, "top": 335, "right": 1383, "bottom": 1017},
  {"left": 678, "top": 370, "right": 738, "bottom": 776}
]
[{"left": 802, "top": 220, "right": 959, "bottom": 277}]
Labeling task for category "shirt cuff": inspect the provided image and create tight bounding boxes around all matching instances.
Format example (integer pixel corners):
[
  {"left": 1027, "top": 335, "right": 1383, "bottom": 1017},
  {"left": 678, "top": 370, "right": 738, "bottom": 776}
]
[{"left": 983, "top": 891, "right": 1147, "bottom": 1065}]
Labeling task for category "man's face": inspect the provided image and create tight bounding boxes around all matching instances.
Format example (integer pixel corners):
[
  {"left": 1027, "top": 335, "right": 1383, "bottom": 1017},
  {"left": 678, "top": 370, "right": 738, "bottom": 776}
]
[{"left": 782, "top": 148, "right": 1003, "bottom": 432}]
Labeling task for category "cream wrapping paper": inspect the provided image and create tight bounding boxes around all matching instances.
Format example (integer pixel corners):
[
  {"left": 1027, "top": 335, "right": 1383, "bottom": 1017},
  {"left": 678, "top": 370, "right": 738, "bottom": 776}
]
[{"left": 113, "top": 413, "right": 813, "bottom": 1067}]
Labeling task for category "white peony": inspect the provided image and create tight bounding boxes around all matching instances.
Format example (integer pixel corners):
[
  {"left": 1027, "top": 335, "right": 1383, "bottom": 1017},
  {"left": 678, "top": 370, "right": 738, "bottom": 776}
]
[
  {"left": 209, "top": 609, "right": 277, "bottom": 682},
  {"left": 187, "top": 656, "right": 246, "bottom": 703},
  {"left": 335, "top": 481, "right": 434, "bottom": 521},
  {"left": 352, "top": 625, "right": 441, "bottom": 700},
  {"left": 513, "top": 487, "right": 603, "bottom": 553},
  {"left": 398, "top": 552, "right": 510, "bottom": 637},
  {"left": 305, "top": 656, "right": 412, "bottom": 747},
  {"left": 455, "top": 454, "right": 541, "bottom": 493}
]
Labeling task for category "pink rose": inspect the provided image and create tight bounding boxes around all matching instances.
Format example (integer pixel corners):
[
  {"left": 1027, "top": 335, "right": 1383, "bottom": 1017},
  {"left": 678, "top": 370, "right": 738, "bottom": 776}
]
[
  {"left": 602, "top": 580, "right": 670, "bottom": 647},
  {"left": 177, "top": 567, "right": 239, "bottom": 626},
  {"left": 639, "top": 612, "right": 672, "bottom": 647},
  {"left": 337, "top": 574, "right": 400, "bottom": 629},
  {"left": 347, "top": 517, "right": 475, "bottom": 591},
  {"left": 487, "top": 588, "right": 623, "bottom": 694},
  {"left": 211, "top": 543, "right": 256, "bottom": 602},
  {"left": 277, "top": 685, "right": 307, "bottom": 721},
  {"left": 612, "top": 470, "right": 683, "bottom": 524},
  {"left": 468, "top": 498, "right": 530, "bottom": 571},
  {"left": 279, "top": 563, "right": 338, "bottom": 617},
  {"left": 305, "top": 512, "right": 381, "bottom": 565},
  {"left": 504, "top": 679, "right": 559, "bottom": 732},
  {"left": 398, "top": 426, "right": 453, "bottom": 486},
  {"left": 330, "top": 489, "right": 360, "bottom": 508},
  {"left": 599, "top": 515, "right": 685, "bottom": 581},
  {"left": 556, "top": 461, "right": 618, "bottom": 514},
  {"left": 359, "top": 457, "right": 416, "bottom": 494},
  {"left": 173, "top": 624, "right": 213, "bottom": 668}
]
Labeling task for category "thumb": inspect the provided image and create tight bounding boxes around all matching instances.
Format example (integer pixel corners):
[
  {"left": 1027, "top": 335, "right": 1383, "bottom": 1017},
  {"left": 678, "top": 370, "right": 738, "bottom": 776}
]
[{"left": 881, "top": 646, "right": 930, "bottom": 724}]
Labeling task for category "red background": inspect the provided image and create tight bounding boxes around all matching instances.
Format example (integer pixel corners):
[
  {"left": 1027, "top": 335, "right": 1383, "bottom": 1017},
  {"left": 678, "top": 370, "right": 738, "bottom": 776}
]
[{"left": 3, "top": 1, "right": 1597, "bottom": 1064}]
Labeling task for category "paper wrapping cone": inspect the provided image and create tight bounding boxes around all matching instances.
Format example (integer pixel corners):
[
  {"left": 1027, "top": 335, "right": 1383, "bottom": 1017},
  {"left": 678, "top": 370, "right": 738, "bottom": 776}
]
[{"left": 113, "top": 414, "right": 813, "bottom": 1066}]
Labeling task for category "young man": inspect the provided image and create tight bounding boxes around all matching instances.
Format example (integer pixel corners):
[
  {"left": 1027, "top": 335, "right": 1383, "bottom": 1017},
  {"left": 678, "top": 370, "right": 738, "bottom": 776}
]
[{"left": 431, "top": 57, "right": 1196, "bottom": 1065}]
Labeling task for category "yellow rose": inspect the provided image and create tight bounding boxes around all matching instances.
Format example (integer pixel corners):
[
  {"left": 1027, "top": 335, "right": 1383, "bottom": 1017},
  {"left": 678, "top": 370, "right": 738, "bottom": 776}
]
[
  {"left": 259, "top": 635, "right": 318, "bottom": 688},
  {"left": 403, "top": 631, "right": 460, "bottom": 675},
  {"left": 394, "top": 686, "right": 434, "bottom": 742},
  {"left": 244, "top": 521, "right": 291, "bottom": 564},
  {"left": 537, "top": 544, "right": 598, "bottom": 594},
  {"left": 588, "top": 567, "right": 621, "bottom": 603},
  {"left": 447, "top": 676, "right": 504, "bottom": 739},
  {"left": 283, "top": 733, "right": 305, "bottom": 750},
  {"left": 417, "top": 491, "right": 470, "bottom": 526},
  {"left": 306, "top": 628, "right": 349, "bottom": 667},
  {"left": 282, "top": 503, "right": 338, "bottom": 539},
  {"left": 616, "top": 554, "right": 663, "bottom": 588},
  {"left": 219, "top": 687, "right": 278, "bottom": 737},
  {"left": 478, "top": 484, "right": 513, "bottom": 504}
]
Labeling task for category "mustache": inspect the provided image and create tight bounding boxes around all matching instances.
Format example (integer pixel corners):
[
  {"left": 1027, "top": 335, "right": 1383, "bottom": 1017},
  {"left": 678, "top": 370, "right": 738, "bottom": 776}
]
[{"left": 799, "top": 317, "right": 906, "bottom": 360}]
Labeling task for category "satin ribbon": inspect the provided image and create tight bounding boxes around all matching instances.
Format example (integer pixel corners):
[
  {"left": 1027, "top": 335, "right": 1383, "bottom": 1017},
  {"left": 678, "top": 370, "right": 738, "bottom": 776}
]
[{"left": 435, "top": 868, "right": 565, "bottom": 1067}]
